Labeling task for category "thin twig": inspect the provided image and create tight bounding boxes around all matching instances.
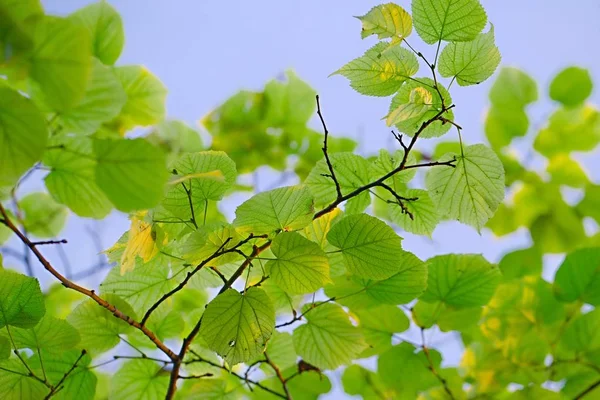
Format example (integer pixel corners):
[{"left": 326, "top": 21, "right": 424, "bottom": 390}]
[
  {"left": 265, "top": 351, "right": 292, "bottom": 400},
  {"left": 420, "top": 328, "right": 456, "bottom": 400},
  {"left": 402, "top": 158, "right": 457, "bottom": 170},
  {"left": 575, "top": 378, "right": 600, "bottom": 399},
  {"left": 316, "top": 95, "right": 343, "bottom": 200},
  {"left": 44, "top": 350, "right": 86, "bottom": 399},
  {"left": 31, "top": 239, "right": 68, "bottom": 246}
]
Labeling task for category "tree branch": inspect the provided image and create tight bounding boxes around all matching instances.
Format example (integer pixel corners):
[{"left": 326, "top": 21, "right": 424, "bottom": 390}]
[
  {"left": 316, "top": 95, "right": 343, "bottom": 200},
  {"left": 576, "top": 378, "right": 600, "bottom": 399},
  {"left": 265, "top": 351, "right": 292, "bottom": 400},
  {"left": 44, "top": 350, "right": 86, "bottom": 399},
  {"left": 0, "top": 204, "right": 177, "bottom": 361},
  {"left": 420, "top": 328, "right": 456, "bottom": 400}
]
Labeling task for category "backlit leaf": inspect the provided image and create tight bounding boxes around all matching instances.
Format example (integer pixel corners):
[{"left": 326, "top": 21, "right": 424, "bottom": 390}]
[
  {"left": 412, "top": 0, "right": 487, "bottom": 44},
  {"left": 357, "top": 3, "right": 412, "bottom": 42}
]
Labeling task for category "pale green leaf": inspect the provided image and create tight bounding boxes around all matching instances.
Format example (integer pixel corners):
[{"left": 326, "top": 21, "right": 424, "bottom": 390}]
[
  {"left": 43, "top": 136, "right": 113, "bottom": 218},
  {"left": 0, "top": 86, "right": 48, "bottom": 187},
  {"left": 332, "top": 42, "right": 418, "bottom": 96},
  {"left": 199, "top": 288, "right": 275, "bottom": 365},
  {"left": 357, "top": 3, "right": 412, "bottom": 41},
  {"left": 234, "top": 185, "right": 314, "bottom": 235},
  {"left": 59, "top": 57, "right": 127, "bottom": 135},
  {"left": 498, "top": 247, "right": 542, "bottom": 280},
  {"left": 412, "top": 0, "right": 487, "bottom": 44},
  {"left": 267, "top": 232, "right": 330, "bottom": 294},
  {"left": 389, "top": 189, "right": 439, "bottom": 237},
  {"left": 100, "top": 260, "right": 172, "bottom": 314},
  {"left": 389, "top": 78, "right": 454, "bottom": 138},
  {"left": 94, "top": 138, "right": 168, "bottom": 212},
  {"left": 547, "top": 154, "right": 589, "bottom": 188},
  {"left": 342, "top": 364, "right": 388, "bottom": 399},
  {"left": 371, "top": 149, "right": 417, "bottom": 188},
  {"left": 438, "top": 26, "right": 501, "bottom": 86},
  {"left": 69, "top": 0, "right": 124, "bottom": 65},
  {"left": 327, "top": 213, "right": 405, "bottom": 280},
  {"left": 550, "top": 66, "right": 593, "bottom": 107},
  {"left": 426, "top": 144, "right": 505, "bottom": 230},
  {"left": 264, "top": 331, "right": 296, "bottom": 370},
  {"left": 67, "top": 294, "right": 135, "bottom": 354},
  {"left": 577, "top": 185, "right": 600, "bottom": 224},
  {"left": 110, "top": 359, "right": 168, "bottom": 400},
  {"left": 420, "top": 254, "right": 501, "bottom": 307},
  {"left": 386, "top": 86, "right": 433, "bottom": 125},
  {"left": 19, "top": 192, "right": 68, "bottom": 238},
  {"left": 489, "top": 67, "right": 538, "bottom": 107},
  {"left": 560, "top": 308, "right": 600, "bottom": 356},
  {"left": 112, "top": 65, "right": 167, "bottom": 132},
  {"left": 180, "top": 223, "right": 243, "bottom": 267},
  {"left": 553, "top": 247, "right": 600, "bottom": 306},
  {"left": 7, "top": 315, "right": 79, "bottom": 353},
  {"left": 378, "top": 343, "right": 441, "bottom": 394},
  {"left": 147, "top": 119, "right": 203, "bottom": 157},
  {"left": 263, "top": 70, "right": 316, "bottom": 126},
  {"left": 305, "top": 153, "right": 372, "bottom": 213},
  {"left": 293, "top": 303, "right": 366, "bottom": 370},
  {"left": 324, "top": 251, "right": 426, "bottom": 309},
  {"left": 39, "top": 350, "right": 96, "bottom": 400},
  {"left": 29, "top": 16, "right": 92, "bottom": 111},
  {"left": 485, "top": 105, "right": 529, "bottom": 149},
  {"left": 355, "top": 305, "right": 409, "bottom": 356},
  {"left": 162, "top": 151, "right": 237, "bottom": 221},
  {"left": 0, "top": 269, "right": 45, "bottom": 329}
]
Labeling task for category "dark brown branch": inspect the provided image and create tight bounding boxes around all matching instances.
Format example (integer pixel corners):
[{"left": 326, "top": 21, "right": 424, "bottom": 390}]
[
  {"left": 184, "top": 351, "right": 287, "bottom": 399},
  {"left": 402, "top": 158, "right": 457, "bottom": 170},
  {"left": 420, "top": 328, "right": 456, "bottom": 400},
  {"left": 313, "top": 105, "right": 454, "bottom": 220},
  {"left": 377, "top": 182, "right": 418, "bottom": 220},
  {"left": 218, "top": 241, "right": 272, "bottom": 295},
  {"left": 316, "top": 95, "right": 343, "bottom": 200},
  {"left": 265, "top": 351, "right": 292, "bottom": 400},
  {"left": 44, "top": 350, "right": 86, "bottom": 399},
  {"left": 31, "top": 239, "right": 68, "bottom": 246},
  {"left": 180, "top": 180, "right": 199, "bottom": 229},
  {"left": 0, "top": 204, "right": 177, "bottom": 361},
  {"left": 178, "top": 373, "right": 214, "bottom": 380}
]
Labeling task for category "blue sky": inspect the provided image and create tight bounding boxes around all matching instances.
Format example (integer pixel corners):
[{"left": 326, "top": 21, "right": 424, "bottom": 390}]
[{"left": 7, "top": 0, "right": 599, "bottom": 396}]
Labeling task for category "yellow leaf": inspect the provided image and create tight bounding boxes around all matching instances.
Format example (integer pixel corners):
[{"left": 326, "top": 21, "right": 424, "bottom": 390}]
[{"left": 120, "top": 218, "right": 159, "bottom": 274}]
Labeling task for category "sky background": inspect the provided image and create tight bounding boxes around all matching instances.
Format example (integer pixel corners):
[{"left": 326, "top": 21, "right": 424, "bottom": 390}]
[{"left": 3, "top": 0, "right": 599, "bottom": 397}]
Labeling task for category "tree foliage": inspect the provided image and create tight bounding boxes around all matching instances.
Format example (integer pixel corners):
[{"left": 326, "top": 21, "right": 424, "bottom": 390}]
[{"left": 0, "top": 1, "right": 599, "bottom": 399}]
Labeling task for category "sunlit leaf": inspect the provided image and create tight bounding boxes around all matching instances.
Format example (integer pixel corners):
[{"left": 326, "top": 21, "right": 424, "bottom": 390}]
[{"left": 412, "top": 0, "right": 487, "bottom": 44}]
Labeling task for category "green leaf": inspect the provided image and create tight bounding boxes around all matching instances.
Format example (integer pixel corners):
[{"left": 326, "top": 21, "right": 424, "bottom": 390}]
[
  {"left": 264, "top": 331, "right": 296, "bottom": 370},
  {"left": 411, "top": 300, "right": 445, "bottom": 328},
  {"left": 549, "top": 66, "right": 593, "bottom": 107},
  {"left": 438, "top": 26, "right": 501, "bottom": 86},
  {"left": 388, "top": 78, "right": 454, "bottom": 138},
  {"left": 485, "top": 105, "right": 529, "bottom": 149},
  {"left": 19, "top": 192, "right": 69, "bottom": 238},
  {"left": 553, "top": 247, "right": 600, "bottom": 306},
  {"left": 412, "top": 0, "right": 487, "bottom": 44},
  {"left": 327, "top": 213, "right": 406, "bottom": 280},
  {"left": 234, "top": 185, "right": 314, "bottom": 235},
  {"left": 371, "top": 149, "right": 417, "bottom": 186},
  {"left": 267, "top": 232, "right": 331, "bottom": 294},
  {"left": 0, "top": 86, "right": 48, "bottom": 187},
  {"left": 378, "top": 342, "right": 441, "bottom": 394},
  {"left": 426, "top": 144, "right": 505, "bottom": 230},
  {"left": 110, "top": 359, "right": 168, "bottom": 400},
  {"left": 100, "top": 260, "right": 172, "bottom": 314},
  {"left": 58, "top": 58, "right": 127, "bottom": 135},
  {"left": 29, "top": 16, "right": 92, "bottom": 111},
  {"left": 342, "top": 364, "right": 389, "bottom": 399},
  {"left": 498, "top": 247, "right": 542, "bottom": 280},
  {"left": 293, "top": 303, "right": 366, "bottom": 370},
  {"left": 324, "top": 250, "right": 427, "bottom": 309},
  {"left": 112, "top": 65, "right": 167, "bottom": 132},
  {"left": 67, "top": 294, "right": 135, "bottom": 354},
  {"left": 0, "top": 359, "right": 47, "bottom": 399},
  {"left": 420, "top": 254, "right": 501, "bottom": 307},
  {"left": 534, "top": 105, "right": 600, "bottom": 157},
  {"left": 43, "top": 136, "right": 113, "bottom": 218},
  {"left": 147, "top": 119, "right": 203, "bottom": 157},
  {"left": 180, "top": 223, "right": 242, "bottom": 267},
  {"left": 199, "top": 288, "right": 275, "bottom": 365},
  {"left": 162, "top": 151, "right": 237, "bottom": 221},
  {"left": 389, "top": 189, "right": 439, "bottom": 237},
  {"left": 332, "top": 42, "right": 418, "bottom": 96},
  {"left": 7, "top": 315, "right": 80, "bottom": 353},
  {"left": 386, "top": 86, "right": 433, "bottom": 125},
  {"left": 577, "top": 185, "right": 600, "bottom": 224},
  {"left": 94, "top": 138, "right": 168, "bottom": 212},
  {"left": 355, "top": 305, "right": 409, "bottom": 356},
  {"left": 0, "top": 336, "right": 9, "bottom": 360},
  {"left": 357, "top": 3, "right": 412, "bottom": 42},
  {"left": 263, "top": 70, "right": 316, "bottom": 126},
  {"left": 305, "top": 153, "right": 372, "bottom": 213},
  {"left": 560, "top": 308, "right": 600, "bottom": 356},
  {"left": 489, "top": 67, "right": 538, "bottom": 107},
  {"left": 0, "top": 269, "right": 45, "bottom": 329},
  {"left": 69, "top": 0, "right": 124, "bottom": 65},
  {"left": 38, "top": 350, "right": 96, "bottom": 400},
  {"left": 547, "top": 154, "right": 589, "bottom": 188}
]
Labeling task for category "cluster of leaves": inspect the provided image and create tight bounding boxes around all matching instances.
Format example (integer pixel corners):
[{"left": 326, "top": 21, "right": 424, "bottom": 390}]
[{"left": 0, "top": 1, "right": 598, "bottom": 400}]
